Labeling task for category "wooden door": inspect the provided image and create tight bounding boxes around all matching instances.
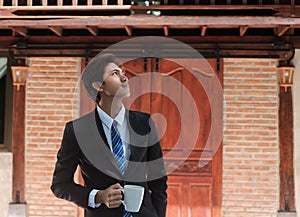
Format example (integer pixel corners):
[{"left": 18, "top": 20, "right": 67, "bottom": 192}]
[{"left": 122, "top": 57, "right": 223, "bottom": 217}]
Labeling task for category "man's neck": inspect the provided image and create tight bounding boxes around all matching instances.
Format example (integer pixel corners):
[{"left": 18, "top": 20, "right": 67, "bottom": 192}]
[{"left": 99, "top": 98, "right": 123, "bottom": 119}]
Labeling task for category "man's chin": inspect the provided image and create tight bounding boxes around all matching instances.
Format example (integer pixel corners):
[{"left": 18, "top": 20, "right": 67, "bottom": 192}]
[{"left": 116, "top": 91, "right": 130, "bottom": 99}]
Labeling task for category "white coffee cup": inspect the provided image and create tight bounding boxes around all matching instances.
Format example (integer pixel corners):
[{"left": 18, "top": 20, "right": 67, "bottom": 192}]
[{"left": 121, "top": 185, "right": 144, "bottom": 212}]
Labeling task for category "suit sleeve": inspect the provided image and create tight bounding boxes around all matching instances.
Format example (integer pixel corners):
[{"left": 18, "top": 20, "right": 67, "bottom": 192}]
[
  {"left": 147, "top": 117, "right": 168, "bottom": 217},
  {"left": 51, "top": 122, "right": 92, "bottom": 208}
]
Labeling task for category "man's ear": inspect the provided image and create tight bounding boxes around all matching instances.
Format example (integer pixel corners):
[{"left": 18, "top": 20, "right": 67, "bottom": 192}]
[{"left": 92, "top": 81, "right": 103, "bottom": 92}]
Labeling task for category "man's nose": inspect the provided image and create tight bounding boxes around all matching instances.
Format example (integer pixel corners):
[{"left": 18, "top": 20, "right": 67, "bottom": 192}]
[{"left": 120, "top": 74, "right": 128, "bottom": 82}]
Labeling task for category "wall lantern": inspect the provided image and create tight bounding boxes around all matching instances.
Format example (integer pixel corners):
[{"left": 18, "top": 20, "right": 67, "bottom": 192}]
[
  {"left": 277, "top": 62, "right": 294, "bottom": 92},
  {"left": 11, "top": 65, "right": 28, "bottom": 91}
]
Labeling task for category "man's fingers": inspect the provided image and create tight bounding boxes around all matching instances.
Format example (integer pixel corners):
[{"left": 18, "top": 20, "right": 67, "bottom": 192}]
[
  {"left": 109, "top": 194, "right": 122, "bottom": 200},
  {"left": 111, "top": 183, "right": 122, "bottom": 189},
  {"left": 107, "top": 194, "right": 122, "bottom": 208},
  {"left": 108, "top": 190, "right": 122, "bottom": 200},
  {"left": 108, "top": 200, "right": 122, "bottom": 208}
]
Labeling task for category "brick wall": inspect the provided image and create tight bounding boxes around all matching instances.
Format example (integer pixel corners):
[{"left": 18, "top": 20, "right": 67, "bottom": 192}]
[
  {"left": 222, "top": 58, "right": 279, "bottom": 217},
  {"left": 25, "top": 57, "right": 81, "bottom": 217}
]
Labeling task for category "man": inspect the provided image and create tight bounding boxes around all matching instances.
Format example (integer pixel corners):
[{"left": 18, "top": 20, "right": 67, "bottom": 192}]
[{"left": 51, "top": 53, "right": 168, "bottom": 217}]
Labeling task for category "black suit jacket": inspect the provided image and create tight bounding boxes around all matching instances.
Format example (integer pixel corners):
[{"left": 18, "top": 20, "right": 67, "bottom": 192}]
[{"left": 51, "top": 109, "right": 168, "bottom": 217}]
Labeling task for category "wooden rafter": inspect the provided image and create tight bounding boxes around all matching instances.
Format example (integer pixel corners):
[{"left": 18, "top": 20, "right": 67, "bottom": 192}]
[
  {"left": 87, "top": 26, "right": 98, "bottom": 36},
  {"left": 239, "top": 25, "right": 248, "bottom": 36},
  {"left": 164, "top": 26, "right": 169, "bottom": 36},
  {"left": 201, "top": 25, "right": 207, "bottom": 36},
  {"left": 49, "top": 26, "right": 63, "bottom": 36},
  {"left": 125, "top": 26, "right": 133, "bottom": 36},
  {"left": 11, "top": 26, "right": 28, "bottom": 37},
  {"left": 275, "top": 25, "right": 290, "bottom": 37}
]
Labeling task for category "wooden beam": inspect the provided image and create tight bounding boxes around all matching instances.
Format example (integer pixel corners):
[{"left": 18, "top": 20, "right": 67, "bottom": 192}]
[
  {"left": 163, "top": 26, "right": 169, "bottom": 36},
  {"left": 58, "top": 0, "right": 63, "bottom": 6},
  {"left": 118, "top": 0, "right": 123, "bottom": 5},
  {"left": 201, "top": 25, "right": 207, "bottom": 36},
  {"left": 11, "top": 27, "right": 28, "bottom": 37},
  {"left": 87, "top": 26, "right": 98, "bottom": 36},
  {"left": 42, "top": 0, "right": 47, "bottom": 6},
  {"left": 0, "top": 4, "right": 298, "bottom": 11},
  {"left": 1, "top": 16, "right": 300, "bottom": 27},
  {"left": 239, "top": 25, "right": 248, "bottom": 36},
  {"left": 49, "top": 26, "right": 63, "bottom": 36},
  {"left": 125, "top": 26, "right": 133, "bottom": 36},
  {"left": 276, "top": 25, "right": 290, "bottom": 37}
]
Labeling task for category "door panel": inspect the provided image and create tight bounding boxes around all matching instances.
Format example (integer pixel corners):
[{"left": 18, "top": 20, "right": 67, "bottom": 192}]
[
  {"left": 167, "top": 181, "right": 184, "bottom": 217},
  {"left": 122, "top": 57, "right": 223, "bottom": 217}
]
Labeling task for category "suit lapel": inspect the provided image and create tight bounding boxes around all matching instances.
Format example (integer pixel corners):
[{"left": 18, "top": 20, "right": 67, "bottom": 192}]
[
  {"left": 73, "top": 110, "right": 123, "bottom": 179},
  {"left": 94, "top": 109, "right": 110, "bottom": 149}
]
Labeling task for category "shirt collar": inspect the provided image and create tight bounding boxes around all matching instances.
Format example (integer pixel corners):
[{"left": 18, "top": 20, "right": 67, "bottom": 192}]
[{"left": 97, "top": 104, "right": 126, "bottom": 128}]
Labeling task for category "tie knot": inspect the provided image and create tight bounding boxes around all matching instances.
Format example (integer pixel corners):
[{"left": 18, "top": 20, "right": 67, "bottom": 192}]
[{"left": 112, "top": 120, "right": 118, "bottom": 129}]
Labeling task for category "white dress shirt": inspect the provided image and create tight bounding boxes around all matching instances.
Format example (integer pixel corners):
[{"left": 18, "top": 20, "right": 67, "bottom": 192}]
[{"left": 88, "top": 105, "right": 130, "bottom": 208}]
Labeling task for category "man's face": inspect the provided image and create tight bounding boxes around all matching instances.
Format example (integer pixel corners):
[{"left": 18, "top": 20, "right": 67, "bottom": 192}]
[{"left": 97, "top": 62, "right": 130, "bottom": 99}]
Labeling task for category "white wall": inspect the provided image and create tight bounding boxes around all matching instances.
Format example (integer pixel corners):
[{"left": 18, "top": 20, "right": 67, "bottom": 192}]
[
  {"left": 293, "top": 50, "right": 300, "bottom": 216},
  {"left": 0, "top": 152, "right": 12, "bottom": 217}
]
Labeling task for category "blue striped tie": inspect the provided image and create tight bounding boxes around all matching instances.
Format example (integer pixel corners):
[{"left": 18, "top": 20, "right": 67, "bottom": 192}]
[{"left": 111, "top": 121, "right": 132, "bottom": 217}]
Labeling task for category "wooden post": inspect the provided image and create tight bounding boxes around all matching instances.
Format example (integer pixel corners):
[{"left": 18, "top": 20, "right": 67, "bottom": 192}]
[
  {"left": 279, "top": 87, "right": 296, "bottom": 213},
  {"left": 12, "top": 0, "right": 18, "bottom": 6},
  {"left": 12, "top": 84, "right": 26, "bottom": 203},
  {"left": 27, "top": 0, "right": 33, "bottom": 6}
]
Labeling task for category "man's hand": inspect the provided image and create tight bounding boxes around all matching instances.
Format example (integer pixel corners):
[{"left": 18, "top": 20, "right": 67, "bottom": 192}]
[{"left": 95, "top": 183, "right": 123, "bottom": 208}]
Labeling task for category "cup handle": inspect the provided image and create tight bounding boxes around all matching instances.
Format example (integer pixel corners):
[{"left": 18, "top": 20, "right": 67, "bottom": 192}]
[{"left": 120, "top": 189, "right": 125, "bottom": 206}]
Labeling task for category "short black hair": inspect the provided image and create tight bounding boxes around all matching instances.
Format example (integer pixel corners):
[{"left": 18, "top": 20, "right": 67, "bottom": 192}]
[{"left": 81, "top": 53, "right": 118, "bottom": 103}]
